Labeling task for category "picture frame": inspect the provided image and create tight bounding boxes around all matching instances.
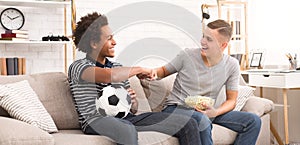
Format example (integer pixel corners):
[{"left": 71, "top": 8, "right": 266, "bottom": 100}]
[{"left": 250, "top": 53, "right": 263, "bottom": 67}]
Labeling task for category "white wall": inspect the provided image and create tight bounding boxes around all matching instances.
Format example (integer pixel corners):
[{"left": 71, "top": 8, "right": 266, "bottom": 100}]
[
  {"left": 248, "top": 0, "right": 300, "bottom": 67},
  {"left": 75, "top": 0, "right": 211, "bottom": 67}
]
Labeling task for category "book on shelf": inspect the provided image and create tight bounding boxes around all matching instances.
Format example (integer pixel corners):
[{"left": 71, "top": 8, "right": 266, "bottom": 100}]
[
  {"left": 230, "top": 21, "right": 235, "bottom": 40},
  {"left": 1, "top": 33, "right": 29, "bottom": 39},
  {"left": 0, "top": 57, "right": 7, "bottom": 75},
  {"left": 5, "top": 30, "right": 28, "bottom": 35},
  {"left": 230, "top": 21, "right": 241, "bottom": 40},
  {"left": 13, "top": 57, "right": 18, "bottom": 75},
  {"left": 18, "top": 57, "right": 23, "bottom": 75},
  {"left": 0, "top": 37, "right": 29, "bottom": 41},
  {"left": 0, "top": 57, "right": 26, "bottom": 75},
  {"left": 235, "top": 21, "right": 240, "bottom": 40},
  {"left": 1, "top": 29, "right": 29, "bottom": 41},
  {"left": 6, "top": 58, "right": 15, "bottom": 75}
]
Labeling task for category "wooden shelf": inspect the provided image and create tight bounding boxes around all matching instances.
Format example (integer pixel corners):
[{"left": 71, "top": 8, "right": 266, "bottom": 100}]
[
  {"left": 0, "top": 40, "right": 71, "bottom": 44},
  {"left": 0, "top": 0, "right": 72, "bottom": 73},
  {"left": 0, "top": 0, "right": 70, "bottom": 8},
  {"left": 217, "top": 0, "right": 249, "bottom": 70}
]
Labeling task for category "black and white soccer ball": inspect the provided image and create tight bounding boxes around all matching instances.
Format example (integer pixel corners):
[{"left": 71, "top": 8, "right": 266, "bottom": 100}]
[{"left": 95, "top": 85, "right": 132, "bottom": 118}]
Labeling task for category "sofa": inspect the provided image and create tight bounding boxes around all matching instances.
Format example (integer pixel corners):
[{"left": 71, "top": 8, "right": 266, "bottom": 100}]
[{"left": 0, "top": 72, "right": 274, "bottom": 145}]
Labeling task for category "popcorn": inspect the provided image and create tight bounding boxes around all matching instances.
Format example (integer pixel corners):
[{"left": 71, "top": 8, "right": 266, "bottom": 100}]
[{"left": 184, "top": 96, "right": 215, "bottom": 110}]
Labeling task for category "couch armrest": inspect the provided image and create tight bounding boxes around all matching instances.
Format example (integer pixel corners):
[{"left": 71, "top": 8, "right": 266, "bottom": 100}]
[
  {"left": 0, "top": 117, "right": 54, "bottom": 145},
  {"left": 241, "top": 96, "right": 274, "bottom": 117}
]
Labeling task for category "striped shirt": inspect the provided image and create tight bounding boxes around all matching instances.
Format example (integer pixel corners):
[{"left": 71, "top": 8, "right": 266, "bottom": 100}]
[{"left": 68, "top": 57, "right": 130, "bottom": 131}]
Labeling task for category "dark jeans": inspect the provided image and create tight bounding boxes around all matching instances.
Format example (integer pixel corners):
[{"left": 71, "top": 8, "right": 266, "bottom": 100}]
[
  {"left": 84, "top": 112, "right": 201, "bottom": 145},
  {"left": 163, "top": 105, "right": 262, "bottom": 145}
]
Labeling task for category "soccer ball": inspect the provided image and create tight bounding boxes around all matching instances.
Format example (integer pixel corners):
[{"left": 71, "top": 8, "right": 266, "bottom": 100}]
[{"left": 95, "top": 85, "right": 132, "bottom": 118}]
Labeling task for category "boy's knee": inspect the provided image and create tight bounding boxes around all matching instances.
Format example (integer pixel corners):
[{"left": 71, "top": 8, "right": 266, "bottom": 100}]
[
  {"left": 187, "top": 117, "right": 198, "bottom": 128},
  {"left": 245, "top": 113, "right": 261, "bottom": 132},
  {"left": 193, "top": 113, "right": 211, "bottom": 131},
  {"left": 252, "top": 114, "right": 261, "bottom": 129},
  {"left": 115, "top": 124, "right": 138, "bottom": 145}
]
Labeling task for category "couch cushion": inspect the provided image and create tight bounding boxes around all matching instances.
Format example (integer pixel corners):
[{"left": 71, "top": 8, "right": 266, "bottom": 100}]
[
  {"left": 0, "top": 117, "right": 54, "bottom": 145},
  {"left": 140, "top": 74, "right": 176, "bottom": 112},
  {"left": 0, "top": 72, "right": 80, "bottom": 129},
  {"left": 215, "top": 75, "right": 256, "bottom": 110},
  {"left": 214, "top": 85, "right": 255, "bottom": 111},
  {"left": 52, "top": 130, "right": 115, "bottom": 145},
  {"left": 241, "top": 96, "right": 274, "bottom": 116},
  {"left": 52, "top": 130, "right": 179, "bottom": 145},
  {"left": 128, "top": 76, "right": 151, "bottom": 114},
  {"left": 0, "top": 80, "right": 58, "bottom": 133},
  {"left": 138, "top": 131, "right": 179, "bottom": 145},
  {"left": 212, "top": 124, "right": 236, "bottom": 144},
  {"left": 234, "top": 85, "right": 256, "bottom": 111}
]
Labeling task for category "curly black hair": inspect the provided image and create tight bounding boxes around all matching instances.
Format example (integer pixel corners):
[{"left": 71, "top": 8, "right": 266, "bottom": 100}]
[{"left": 73, "top": 12, "right": 108, "bottom": 54}]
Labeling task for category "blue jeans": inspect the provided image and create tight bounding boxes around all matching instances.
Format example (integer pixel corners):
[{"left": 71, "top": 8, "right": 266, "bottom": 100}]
[
  {"left": 163, "top": 105, "right": 261, "bottom": 145},
  {"left": 84, "top": 112, "right": 201, "bottom": 145}
]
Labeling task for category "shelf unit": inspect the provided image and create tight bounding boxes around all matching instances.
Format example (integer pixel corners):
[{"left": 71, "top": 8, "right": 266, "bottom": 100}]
[
  {"left": 0, "top": 41, "right": 71, "bottom": 44},
  {"left": 217, "top": 0, "right": 249, "bottom": 70},
  {"left": 0, "top": 0, "right": 71, "bottom": 73},
  {"left": 0, "top": 0, "right": 70, "bottom": 8}
]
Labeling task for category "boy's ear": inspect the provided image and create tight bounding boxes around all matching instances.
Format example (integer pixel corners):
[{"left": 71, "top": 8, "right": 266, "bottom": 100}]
[
  {"left": 90, "top": 40, "right": 97, "bottom": 50},
  {"left": 221, "top": 42, "right": 228, "bottom": 50}
]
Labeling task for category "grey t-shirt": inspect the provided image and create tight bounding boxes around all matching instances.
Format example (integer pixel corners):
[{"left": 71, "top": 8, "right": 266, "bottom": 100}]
[{"left": 164, "top": 48, "right": 240, "bottom": 107}]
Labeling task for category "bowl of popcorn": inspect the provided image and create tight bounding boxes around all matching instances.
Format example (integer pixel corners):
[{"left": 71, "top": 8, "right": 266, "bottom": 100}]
[{"left": 184, "top": 95, "right": 215, "bottom": 110}]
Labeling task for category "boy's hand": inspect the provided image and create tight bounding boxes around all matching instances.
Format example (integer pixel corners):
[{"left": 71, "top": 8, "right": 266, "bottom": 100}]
[
  {"left": 137, "top": 68, "right": 157, "bottom": 80},
  {"left": 127, "top": 88, "right": 138, "bottom": 114},
  {"left": 195, "top": 102, "right": 218, "bottom": 118}
]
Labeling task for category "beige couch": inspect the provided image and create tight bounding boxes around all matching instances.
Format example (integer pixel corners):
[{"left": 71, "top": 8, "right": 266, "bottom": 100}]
[{"left": 0, "top": 72, "right": 273, "bottom": 145}]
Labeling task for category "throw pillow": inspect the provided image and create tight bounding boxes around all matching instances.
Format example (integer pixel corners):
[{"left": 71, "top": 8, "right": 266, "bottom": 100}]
[
  {"left": 128, "top": 76, "right": 152, "bottom": 114},
  {"left": 233, "top": 85, "right": 256, "bottom": 111},
  {"left": 241, "top": 96, "right": 274, "bottom": 117},
  {"left": 0, "top": 80, "right": 58, "bottom": 133},
  {"left": 140, "top": 74, "right": 176, "bottom": 112}
]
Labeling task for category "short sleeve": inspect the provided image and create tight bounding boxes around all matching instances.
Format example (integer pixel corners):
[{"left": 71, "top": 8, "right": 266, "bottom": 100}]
[
  {"left": 226, "top": 58, "right": 240, "bottom": 91},
  {"left": 68, "top": 59, "right": 93, "bottom": 83},
  {"left": 164, "top": 49, "right": 186, "bottom": 74}
]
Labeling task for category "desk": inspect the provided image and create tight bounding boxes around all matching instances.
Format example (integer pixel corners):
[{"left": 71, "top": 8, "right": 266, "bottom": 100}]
[{"left": 247, "top": 71, "right": 300, "bottom": 145}]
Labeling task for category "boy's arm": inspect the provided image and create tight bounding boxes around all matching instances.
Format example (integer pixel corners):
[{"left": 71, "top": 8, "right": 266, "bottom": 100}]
[
  {"left": 154, "top": 66, "right": 171, "bottom": 79},
  {"left": 81, "top": 66, "right": 153, "bottom": 83},
  {"left": 216, "top": 90, "right": 237, "bottom": 115}
]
